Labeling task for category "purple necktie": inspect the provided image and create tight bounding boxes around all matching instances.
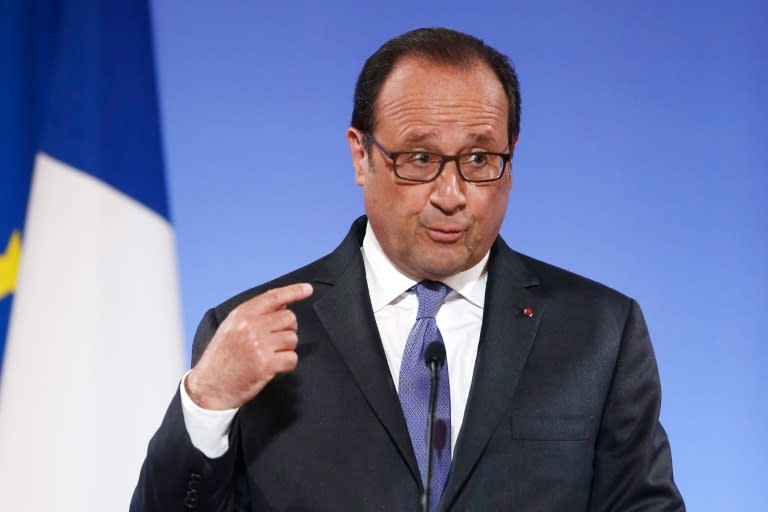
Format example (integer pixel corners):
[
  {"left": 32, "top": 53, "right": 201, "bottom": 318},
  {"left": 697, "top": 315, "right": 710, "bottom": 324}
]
[{"left": 398, "top": 281, "right": 451, "bottom": 511}]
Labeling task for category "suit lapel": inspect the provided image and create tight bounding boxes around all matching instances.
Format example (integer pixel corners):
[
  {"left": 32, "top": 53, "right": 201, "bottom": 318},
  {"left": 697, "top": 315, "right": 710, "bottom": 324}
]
[
  {"left": 311, "top": 219, "right": 422, "bottom": 485},
  {"left": 442, "top": 238, "right": 544, "bottom": 508},
  {"left": 309, "top": 221, "right": 545, "bottom": 500}
]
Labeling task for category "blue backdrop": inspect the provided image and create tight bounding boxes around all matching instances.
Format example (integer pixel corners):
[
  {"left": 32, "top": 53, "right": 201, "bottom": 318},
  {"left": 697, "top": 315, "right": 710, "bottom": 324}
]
[{"left": 150, "top": 2, "right": 766, "bottom": 510}]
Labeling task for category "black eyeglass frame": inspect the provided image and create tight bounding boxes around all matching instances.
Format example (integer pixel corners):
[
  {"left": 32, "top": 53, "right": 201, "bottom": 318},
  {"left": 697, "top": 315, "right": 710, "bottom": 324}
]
[{"left": 364, "top": 132, "right": 512, "bottom": 183}]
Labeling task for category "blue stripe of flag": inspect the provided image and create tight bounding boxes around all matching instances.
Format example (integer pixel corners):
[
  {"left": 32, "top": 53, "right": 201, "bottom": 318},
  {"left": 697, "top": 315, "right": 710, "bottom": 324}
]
[{"left": 39, "top": 1, "right": 169, "bottom": 219}]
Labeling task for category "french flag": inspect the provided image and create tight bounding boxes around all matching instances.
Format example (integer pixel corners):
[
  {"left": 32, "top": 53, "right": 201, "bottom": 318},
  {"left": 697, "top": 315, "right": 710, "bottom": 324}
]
[{"left": 0, "top": 2, "right": 185, "bottom": 510}]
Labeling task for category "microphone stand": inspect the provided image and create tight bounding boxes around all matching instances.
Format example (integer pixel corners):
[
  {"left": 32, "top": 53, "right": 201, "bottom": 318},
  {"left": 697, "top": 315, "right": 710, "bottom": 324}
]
[{"left": 422, "top": 342, "right": 445, "bottom": 512}]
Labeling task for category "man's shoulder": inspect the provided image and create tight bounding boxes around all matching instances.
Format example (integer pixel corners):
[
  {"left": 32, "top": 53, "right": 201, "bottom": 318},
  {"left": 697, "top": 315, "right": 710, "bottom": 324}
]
[
  {"left": 210, "top": 217, "right": 367, "bottom": 322},
  {"left": 495, "top": 247, "right": 640, "bottom": 336},
  {"left": 214, "top": 253, "right": 339, "bottom": 316},
  {"left": 498, "top": 241, "right": 632, "bottom": 308}
]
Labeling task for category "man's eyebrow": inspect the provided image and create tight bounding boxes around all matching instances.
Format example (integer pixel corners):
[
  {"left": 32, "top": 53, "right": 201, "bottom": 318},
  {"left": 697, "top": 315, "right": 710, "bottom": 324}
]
[
  {"left": 401, "top": 132, "right": 438, "bottom": 146},
  {"left": 465, "top": 132, "right": 497, "bottom": 146}
]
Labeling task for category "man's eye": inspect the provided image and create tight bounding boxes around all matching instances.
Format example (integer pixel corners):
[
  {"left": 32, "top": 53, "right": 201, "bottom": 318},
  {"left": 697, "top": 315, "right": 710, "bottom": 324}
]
[
  {"left": 465, "top": 153, "right": 488, "bottom": 165},
  {"left": 406, "top": 152, "right": 433, "bottom": 165}
]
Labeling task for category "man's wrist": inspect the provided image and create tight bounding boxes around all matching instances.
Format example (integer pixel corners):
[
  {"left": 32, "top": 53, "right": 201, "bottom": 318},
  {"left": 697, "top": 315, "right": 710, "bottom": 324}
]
[{"left": 179, "top": 371, "right": 238, "bottom": 459}]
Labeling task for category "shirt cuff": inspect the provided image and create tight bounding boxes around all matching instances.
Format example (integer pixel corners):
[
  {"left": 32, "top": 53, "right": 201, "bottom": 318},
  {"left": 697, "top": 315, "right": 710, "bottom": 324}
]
[{"left": 179, "top": 370, "right": 239, "bottom": 459}]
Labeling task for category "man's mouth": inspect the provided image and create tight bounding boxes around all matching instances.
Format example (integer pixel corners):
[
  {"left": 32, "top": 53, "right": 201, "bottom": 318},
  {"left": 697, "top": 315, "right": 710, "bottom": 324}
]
[{"left": 425, "top": 226, "right": 465, "bottom": 243}]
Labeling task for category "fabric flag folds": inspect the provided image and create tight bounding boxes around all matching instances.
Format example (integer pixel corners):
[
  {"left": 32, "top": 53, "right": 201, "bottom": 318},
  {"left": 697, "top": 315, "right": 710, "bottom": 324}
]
[{"left": 0, "top": 2, "right": 185, "bottom": 510}]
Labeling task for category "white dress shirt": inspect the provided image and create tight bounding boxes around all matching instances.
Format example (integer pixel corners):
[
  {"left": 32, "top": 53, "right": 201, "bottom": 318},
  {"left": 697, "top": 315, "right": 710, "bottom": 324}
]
[
  {"left": 361, "top": 223, "right": 487, "bottom": 454},
  {"left": 180, "top": 222, "right": 488, "bottom": 459}
]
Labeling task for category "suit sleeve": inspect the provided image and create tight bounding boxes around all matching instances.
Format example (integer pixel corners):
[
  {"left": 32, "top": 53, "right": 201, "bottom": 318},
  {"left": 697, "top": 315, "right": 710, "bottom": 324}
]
[
  {"left": 130, "top": 309, "right": 249, "bottom": 511},
  {"left": 588, "top": 299, "right": 685, "bottom": 511}
]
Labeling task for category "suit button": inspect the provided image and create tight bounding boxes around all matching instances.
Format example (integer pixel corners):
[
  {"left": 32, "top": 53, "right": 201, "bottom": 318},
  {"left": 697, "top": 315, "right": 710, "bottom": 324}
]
[{"left": 184, "top": 495, "right": 199, "bottom": 509}]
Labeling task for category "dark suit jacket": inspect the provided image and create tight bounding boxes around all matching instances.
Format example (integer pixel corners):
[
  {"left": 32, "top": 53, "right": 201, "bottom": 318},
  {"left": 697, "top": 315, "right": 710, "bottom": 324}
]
[{"left": 132, "top": 216, "right": 684, "bottom": 511}]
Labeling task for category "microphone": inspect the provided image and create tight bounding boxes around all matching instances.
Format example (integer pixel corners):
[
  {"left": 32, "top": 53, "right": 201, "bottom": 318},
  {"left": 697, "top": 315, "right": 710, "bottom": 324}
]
[
  {"left": 424, "top": 342, "right": 447, "bottom": 371},
  {"left": 422, "top": 342, "right": 446, "bottom": 512}
]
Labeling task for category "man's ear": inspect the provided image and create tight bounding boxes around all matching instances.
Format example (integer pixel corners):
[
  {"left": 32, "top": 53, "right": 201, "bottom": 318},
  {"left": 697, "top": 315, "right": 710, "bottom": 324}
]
[{"left": 346, "top": 128, "right": 367, "bottom": 186}]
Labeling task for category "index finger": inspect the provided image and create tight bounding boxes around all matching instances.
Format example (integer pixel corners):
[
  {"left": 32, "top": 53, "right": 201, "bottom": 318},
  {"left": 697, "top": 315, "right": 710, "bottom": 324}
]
[{"left": 247, "top": 282, "right": 314, "bottom": 314}]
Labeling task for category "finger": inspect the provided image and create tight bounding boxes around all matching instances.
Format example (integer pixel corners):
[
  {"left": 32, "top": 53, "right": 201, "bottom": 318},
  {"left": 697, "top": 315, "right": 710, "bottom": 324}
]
[
  {"left": 258, "top": 330, "right": 298, "bottom": 353},
  {"left": 271, "top": 350, "right": 299, "bottom": 374},
  {"left": 258, "top": 308, "right": 298, "bottom": 333},
  {"left": 247, "top": 283, "right": 314, "bottom": 314},
  {"left": 251, "top": 342, "right": 299, "bottom": 377}
]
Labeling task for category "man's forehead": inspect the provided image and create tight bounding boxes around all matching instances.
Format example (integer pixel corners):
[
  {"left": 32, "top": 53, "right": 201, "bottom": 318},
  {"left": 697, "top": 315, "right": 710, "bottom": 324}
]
[
  {"left": 382, "top": 54, "right": 495, "bottom": 87},
  {"left": 374, "top": 56, "right": 506, "bottom": 115},
  {"left": 372, "top": 56, "right": 508, "bottom": 143}
]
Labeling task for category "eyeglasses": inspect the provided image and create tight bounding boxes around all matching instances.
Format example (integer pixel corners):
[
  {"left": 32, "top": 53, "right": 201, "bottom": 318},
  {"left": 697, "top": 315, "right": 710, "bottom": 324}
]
[{"left": 364, "top": 133, "right": 511, "bottom": 183}]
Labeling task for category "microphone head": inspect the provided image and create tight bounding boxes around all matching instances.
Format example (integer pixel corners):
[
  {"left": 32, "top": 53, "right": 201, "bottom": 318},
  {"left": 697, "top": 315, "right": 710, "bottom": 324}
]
[{"left": 424, "top": 341, "right": 447, "bottom": 369}]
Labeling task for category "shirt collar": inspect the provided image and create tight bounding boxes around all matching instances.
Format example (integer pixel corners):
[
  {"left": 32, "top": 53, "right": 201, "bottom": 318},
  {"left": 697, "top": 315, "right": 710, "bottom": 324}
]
[{"left": 361, "top": 221, "right": 488, "bottom": 312}]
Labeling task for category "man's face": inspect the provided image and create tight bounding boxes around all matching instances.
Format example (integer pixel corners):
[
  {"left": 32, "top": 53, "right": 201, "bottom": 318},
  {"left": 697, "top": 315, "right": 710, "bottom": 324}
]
[{"left": 348, "top": 56, "right": 516, "bottom": 281}]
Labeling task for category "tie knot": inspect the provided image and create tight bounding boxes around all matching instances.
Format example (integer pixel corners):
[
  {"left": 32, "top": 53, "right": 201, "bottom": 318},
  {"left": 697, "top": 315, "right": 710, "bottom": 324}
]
[{"left": 414, "top": 280, "right": 451, "bottom": 319}]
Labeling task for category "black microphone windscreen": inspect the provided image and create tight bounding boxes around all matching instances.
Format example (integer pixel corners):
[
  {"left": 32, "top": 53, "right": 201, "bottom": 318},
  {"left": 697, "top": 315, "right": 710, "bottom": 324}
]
[{"left": 424, "top": 341, "right": 446, "bottom": 369}]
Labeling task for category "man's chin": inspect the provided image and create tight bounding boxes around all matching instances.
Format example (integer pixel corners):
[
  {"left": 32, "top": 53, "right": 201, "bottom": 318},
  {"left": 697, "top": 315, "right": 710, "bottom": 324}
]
[{"left": 411, "top": 253, "right": 473, "bottom": 281}]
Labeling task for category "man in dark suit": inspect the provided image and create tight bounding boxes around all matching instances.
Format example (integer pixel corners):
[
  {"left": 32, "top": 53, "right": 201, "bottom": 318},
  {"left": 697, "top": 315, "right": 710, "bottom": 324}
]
[{"left": 132, "top": 28, "right": 685, "bottom": 511}]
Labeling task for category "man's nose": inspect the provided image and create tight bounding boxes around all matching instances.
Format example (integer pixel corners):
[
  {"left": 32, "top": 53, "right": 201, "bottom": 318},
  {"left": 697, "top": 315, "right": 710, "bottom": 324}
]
[{"left": 429, "top": 161, "right": 466, "bottom": 214}]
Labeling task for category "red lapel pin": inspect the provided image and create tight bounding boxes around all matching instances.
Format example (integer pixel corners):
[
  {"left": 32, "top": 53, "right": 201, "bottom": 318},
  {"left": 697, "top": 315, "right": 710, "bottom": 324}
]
[{"left": 522, "top": 307, "right": 534, "bottom": 318}]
